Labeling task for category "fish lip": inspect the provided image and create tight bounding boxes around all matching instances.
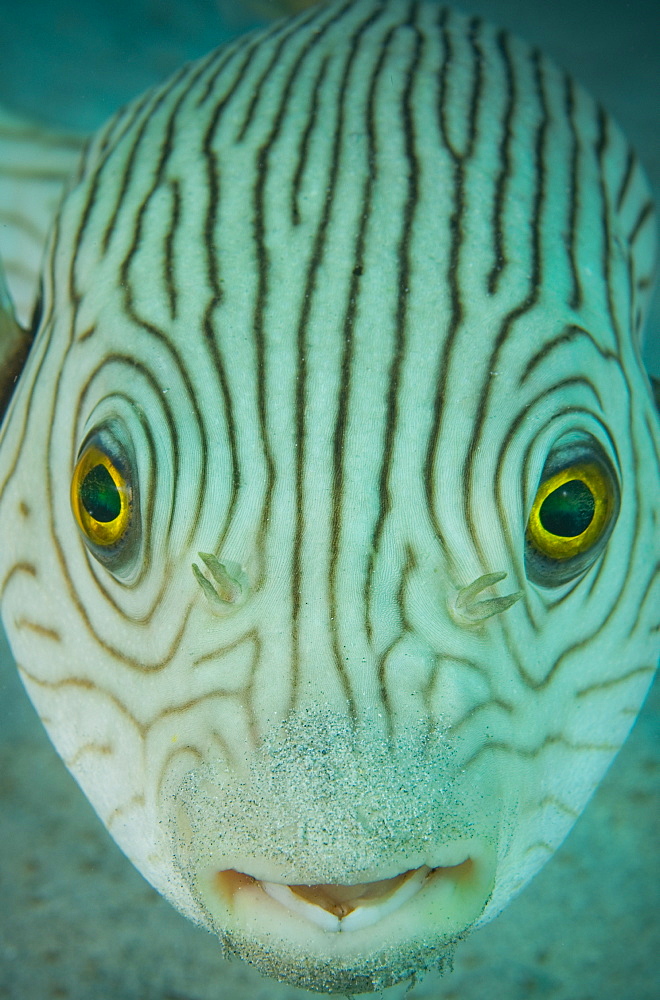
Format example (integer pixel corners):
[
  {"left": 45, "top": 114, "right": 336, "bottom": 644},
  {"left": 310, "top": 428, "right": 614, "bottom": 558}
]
[
  {"left": 210, "top": 838, "right": 476, "bottom": 888},
  {"left": 190, "top": 835, "right": 497, "bottom": 979},
  {"left": 213, "top": 854, "right": 475, "bottom": 933}
]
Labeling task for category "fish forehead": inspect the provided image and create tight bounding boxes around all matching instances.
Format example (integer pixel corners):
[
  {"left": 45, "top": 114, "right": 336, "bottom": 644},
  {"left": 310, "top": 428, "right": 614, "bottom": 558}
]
[
  {"left": 0, "top": 0, "right": 658, "bottom": 992},
  {"left": 59, "top": 0, "right": 655, "bottom": 339}
]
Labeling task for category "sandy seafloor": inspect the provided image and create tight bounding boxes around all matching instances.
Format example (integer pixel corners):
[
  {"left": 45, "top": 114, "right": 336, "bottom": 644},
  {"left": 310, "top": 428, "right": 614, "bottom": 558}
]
[{"left": 0, "top": 1, "right": 658, "bottom": 998}]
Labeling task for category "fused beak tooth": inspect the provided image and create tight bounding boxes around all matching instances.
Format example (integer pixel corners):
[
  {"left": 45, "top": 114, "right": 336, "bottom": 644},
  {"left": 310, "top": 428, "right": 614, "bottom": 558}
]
[
  {"left": 339, "top": 866, "right": 432, "bottom": 931},
  {"left": 261, "top": 867, "right": 433, "bottom": 932},
  {"left": 261, "top": 880, "right": 342, "bottom": 932},
  {"left": 222, "top": 860, "right": 474, "bottom": 933}
]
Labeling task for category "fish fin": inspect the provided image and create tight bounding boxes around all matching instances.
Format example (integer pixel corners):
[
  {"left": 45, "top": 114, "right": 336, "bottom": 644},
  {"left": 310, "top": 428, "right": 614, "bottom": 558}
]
[
  {"left": 0, "top": 257, "right": 32, "bottom": 423},
  {"left": 0, "top": 105, "right": 85, "bottom": 328}
]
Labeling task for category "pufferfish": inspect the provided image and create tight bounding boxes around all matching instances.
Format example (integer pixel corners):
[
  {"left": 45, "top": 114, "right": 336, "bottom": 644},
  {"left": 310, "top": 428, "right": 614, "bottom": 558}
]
[{"left": 0, "top": 0, "right": 658, "bottom": 993}]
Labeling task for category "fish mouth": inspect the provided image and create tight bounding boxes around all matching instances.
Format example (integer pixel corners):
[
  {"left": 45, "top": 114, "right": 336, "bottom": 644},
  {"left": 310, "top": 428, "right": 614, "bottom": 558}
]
[
  {"left": 215, "top": 858, "right": 475, "bottom": 933},
  {"left": 184, "top": 840, "right": 496, "bottom": 991}
]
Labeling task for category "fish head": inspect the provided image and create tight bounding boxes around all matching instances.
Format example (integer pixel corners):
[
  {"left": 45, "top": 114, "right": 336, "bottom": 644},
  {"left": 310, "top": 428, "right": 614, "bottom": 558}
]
[{"left": 0, "top": 0, "right": 658, "bottom": 992}]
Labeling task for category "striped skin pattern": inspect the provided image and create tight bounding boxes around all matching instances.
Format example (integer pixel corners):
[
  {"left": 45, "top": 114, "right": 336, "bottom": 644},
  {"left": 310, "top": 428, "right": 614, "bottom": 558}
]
[{"left": 0, "top": 0, "right": 658, "bottom": 992}]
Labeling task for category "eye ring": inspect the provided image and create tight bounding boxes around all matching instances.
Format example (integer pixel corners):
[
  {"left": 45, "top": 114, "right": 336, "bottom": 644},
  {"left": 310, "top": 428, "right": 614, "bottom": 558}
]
[
  {"left": 71, "top": 437, "right": 133, "bottom": 551},
  {"left": 526, "top": 463, "right": 613, "bottom": 560},
  {"left": 524, "top": 435, "right": 620, "bottom": 588}
]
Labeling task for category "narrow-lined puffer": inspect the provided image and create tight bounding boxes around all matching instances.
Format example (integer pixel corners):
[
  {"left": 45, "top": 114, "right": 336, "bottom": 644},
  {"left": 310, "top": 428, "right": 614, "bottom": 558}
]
[{"left": 0, "top": 0, "right": 658, "bottom": 993}]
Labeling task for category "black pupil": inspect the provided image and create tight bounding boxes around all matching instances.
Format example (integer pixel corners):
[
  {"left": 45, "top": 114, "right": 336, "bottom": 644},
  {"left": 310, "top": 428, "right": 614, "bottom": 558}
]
[
  {"left": 80, "top": 464, "right": 121, "bottom": 523},
  {"left": 540, "top": 479, "right": 595, "bottom": 537}
]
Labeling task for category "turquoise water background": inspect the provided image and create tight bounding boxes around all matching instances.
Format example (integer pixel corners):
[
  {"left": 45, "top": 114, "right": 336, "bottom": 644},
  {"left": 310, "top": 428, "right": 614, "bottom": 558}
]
[{"left": 0, "top": 2, "right": 658, "bottom": 998}]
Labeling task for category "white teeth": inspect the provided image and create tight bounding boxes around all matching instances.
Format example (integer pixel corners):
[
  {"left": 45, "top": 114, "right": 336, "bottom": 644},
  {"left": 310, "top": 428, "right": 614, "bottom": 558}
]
[
  {"left": 340, "top": 865, "right": 430, "bottom": 931},
  {"left": 238, "top": 846, "right": 476, "bottom": 933},
  {"left": 262, "top": 880, "right": 341, "bottom": 932},
  {"left": 261, "top": 866, "right": 432, "bottom": 933}
]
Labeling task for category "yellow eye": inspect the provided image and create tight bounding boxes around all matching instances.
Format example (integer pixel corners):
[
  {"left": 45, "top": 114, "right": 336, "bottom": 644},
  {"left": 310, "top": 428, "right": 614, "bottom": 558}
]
[
  {"left": 525, "top": 437, "right": 620, "bottom": 587},
  {"left": 527, "top": 463, "right": 613, "bottom": 560},
  {"left": 71, "top": 443, "right": 132, "bottom": 548}
]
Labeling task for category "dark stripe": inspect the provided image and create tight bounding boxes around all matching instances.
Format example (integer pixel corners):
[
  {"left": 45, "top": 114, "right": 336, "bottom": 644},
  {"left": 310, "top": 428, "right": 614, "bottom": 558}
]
[
  {"left": 377, "top": 545, "right": 416, "bottom": 741},
  {"left": 196, "top": 28, "right": 267, "bottom": 108},
  {"left": 563, "top": 72, "right": 582, "bottom": 310},
  {"left": 577, "top": 663, "right": 656, "bottom": 697},
  {"left": 367, "top": 6, "right": 424, "bottom": 641},
  {"left": 164, "top": 179, "right": 181, "bottom": 321},
  {"left": 202, "top": 304, "right": 240, "bottom": 550},
  {"left": 424, "top": 8, "right": 484, "bottom": 547},
  {"left": 0, "top": 561, "right": 38, "bottom": 596},
  {"left": 464, "top": 46, "right": 549, "bottom": 558},
  {"left": 628, "top": 199, "right": 654, "bottom": 246},
  {"left": 328, "top": 14, "right": 386, "bottom": 721},
  {"left": 99, "top": 67, "right": 188, "bottom": 255},
  {"left": 488, "top": 30, "right": 515, "bottom": 295},
  {"left": 288, "top": 2, "right": 378, "bottom": 710},
  {"left": 615, "top": 147, "right": 635, "bottom": 212},
  {"left": 644, "top": 412, "right": 660, "bottom": 473},
  {"left": 632, "top": 561, "right": 660, "bottom": 630},
  {"left": 236, "top": 1, "right": 341, "bottom": 142},
  {"left": 291, "top": 55, "right": 330, "bottom": 227},
  {"left": 594, "top": 106, "right": 622, "bottom": 353},
  {"left": 464, "top": 733, "right": 620, "bottom": 769},
  {"left": 248, "top": 1, "right": 357, "bottom": 603},
  {"left": 520, "top": 324, "right": 620, "bottom": 384}
]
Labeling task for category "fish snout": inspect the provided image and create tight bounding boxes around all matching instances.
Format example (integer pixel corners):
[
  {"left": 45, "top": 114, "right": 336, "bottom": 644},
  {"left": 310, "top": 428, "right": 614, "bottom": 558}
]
[{"left": 169, "top": 711, "right": 500, "bottom": 990}]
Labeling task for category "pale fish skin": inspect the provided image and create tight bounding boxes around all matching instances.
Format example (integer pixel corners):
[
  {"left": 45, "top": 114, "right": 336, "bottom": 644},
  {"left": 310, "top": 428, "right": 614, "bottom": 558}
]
[{"left": 0, "top": 0, "right": 658, "bottom": 993}]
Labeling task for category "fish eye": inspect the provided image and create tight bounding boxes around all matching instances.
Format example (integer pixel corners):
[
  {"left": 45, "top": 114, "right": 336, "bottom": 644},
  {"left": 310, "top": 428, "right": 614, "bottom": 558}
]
[
  {"left": 525, "top": 437, "right": 619, "bottom": 587},
  {"left": 528, "top": 463, "right": 610, "bottom": 558},
  {"left": 70, "top": 429, "right": 137, "bottom": 566}
]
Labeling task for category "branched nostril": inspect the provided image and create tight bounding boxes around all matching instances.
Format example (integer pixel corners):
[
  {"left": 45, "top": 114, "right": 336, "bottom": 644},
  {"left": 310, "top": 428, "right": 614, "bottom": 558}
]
[
  {"left": 193, "top": 552, "right": 244, "bottom": 606},
  {"left": 450, "top": 571, "right": 522, "bottom": 626}
]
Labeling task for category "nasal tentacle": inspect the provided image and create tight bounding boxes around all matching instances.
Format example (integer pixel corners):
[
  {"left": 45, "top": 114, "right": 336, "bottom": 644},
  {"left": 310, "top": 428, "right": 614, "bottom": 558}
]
[{"left": 450, "top": 572, "right": 522, "bottom": 626}]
